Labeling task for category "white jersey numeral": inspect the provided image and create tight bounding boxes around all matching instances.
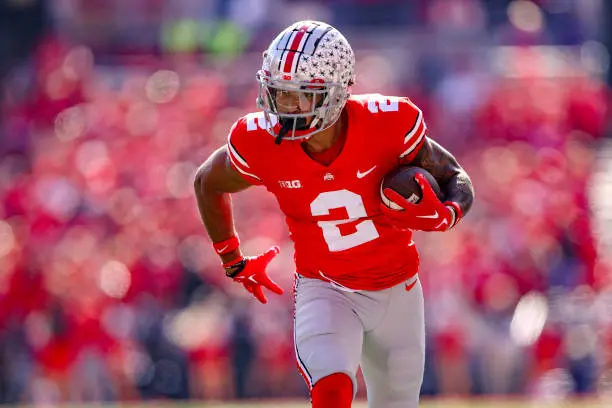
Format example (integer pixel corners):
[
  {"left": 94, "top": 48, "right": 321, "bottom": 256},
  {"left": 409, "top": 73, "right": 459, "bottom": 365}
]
[
  {"left": 245, "top": 112, "right": 278, "bottom": 131},
  {"left": 367, "top": 97, "right": 400, "bottom": 113},
  {"left": 310, "top": 189, "right": 379, "bottom": 252}
]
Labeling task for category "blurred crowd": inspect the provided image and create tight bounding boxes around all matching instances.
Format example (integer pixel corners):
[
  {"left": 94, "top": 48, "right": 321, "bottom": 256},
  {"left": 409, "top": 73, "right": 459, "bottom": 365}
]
[{"left": 1, "top": 0, "right": 612, "bottom": 405}]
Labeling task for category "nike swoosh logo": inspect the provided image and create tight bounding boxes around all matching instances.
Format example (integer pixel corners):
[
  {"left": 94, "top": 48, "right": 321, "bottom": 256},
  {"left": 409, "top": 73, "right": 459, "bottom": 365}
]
[
  {"left": 434, "top": 218, "right": 449, "bottom": 230},
  {"left": 405, "top": 281, "right": 418, "bottom": 292},
  {"left": 216, "top": 245, "right": 229, "bottom": 253},
  {"left": 247, "top": 275, "right": 258, "bottom": 284},
  {"left": 357, "top": 165, "right": 377, "bottom": 179},
  {"left": 416, "top": 211, "right": 439, "bottom": 219}
]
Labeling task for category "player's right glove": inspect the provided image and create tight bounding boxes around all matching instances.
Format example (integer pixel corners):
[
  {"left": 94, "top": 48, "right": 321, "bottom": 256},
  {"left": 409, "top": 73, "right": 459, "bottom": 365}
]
[
  {"left": 380, "top": 173, "right": 462, "bottom": 232},
  {"left": 224, "top": 246, "right": 284, "bottom": 304}
]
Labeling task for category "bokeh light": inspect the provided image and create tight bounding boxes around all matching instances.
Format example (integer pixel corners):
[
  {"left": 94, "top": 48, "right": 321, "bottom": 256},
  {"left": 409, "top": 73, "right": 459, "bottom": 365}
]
[
  {"left": 98, "top": 260, "right": 132, "bottom": 299},
  {"left": 0, "top": 0, "right": 610, "bottom": 406},
  {"left": 508, "top": 0, "right": 544, "bottom": 33}
]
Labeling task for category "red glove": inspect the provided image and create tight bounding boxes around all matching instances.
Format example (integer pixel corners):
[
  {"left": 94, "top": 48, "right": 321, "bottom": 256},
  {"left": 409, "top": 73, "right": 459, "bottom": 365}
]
[
  {"left": 380, "top": 173, "right": 462, "bottom": 232},
  {"left": 224, "top": 246, "right": 284, "bottom": 304}
]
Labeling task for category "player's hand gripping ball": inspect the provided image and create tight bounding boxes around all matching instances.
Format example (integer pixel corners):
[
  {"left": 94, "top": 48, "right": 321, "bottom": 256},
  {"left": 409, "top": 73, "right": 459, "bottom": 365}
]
[
  {"left": 380, "top": 167, "right": 461, "bottom": 232},
  {"left": 380, "top": 166, "right": 442, "bottom": 208}
]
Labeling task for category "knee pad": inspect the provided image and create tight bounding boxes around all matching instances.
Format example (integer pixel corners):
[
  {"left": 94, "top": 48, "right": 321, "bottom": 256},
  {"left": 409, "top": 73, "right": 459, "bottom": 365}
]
[{"left": 311, "top": 372, "right": 353, "bottom": 408}]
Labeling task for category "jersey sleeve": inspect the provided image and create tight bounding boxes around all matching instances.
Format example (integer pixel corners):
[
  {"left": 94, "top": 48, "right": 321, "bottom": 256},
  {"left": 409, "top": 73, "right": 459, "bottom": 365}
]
[
  {"left": 395, "top": 97, "right": 428, "bottom": 164},
  {"left": 226, "top": 118, "right": 264, "bottom": 185}
]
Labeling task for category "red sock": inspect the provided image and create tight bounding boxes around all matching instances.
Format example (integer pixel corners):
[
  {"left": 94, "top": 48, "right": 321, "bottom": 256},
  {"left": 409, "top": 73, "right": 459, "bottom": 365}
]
[{"left": 311, "top": 373, "right": 353, "bottom": 408}]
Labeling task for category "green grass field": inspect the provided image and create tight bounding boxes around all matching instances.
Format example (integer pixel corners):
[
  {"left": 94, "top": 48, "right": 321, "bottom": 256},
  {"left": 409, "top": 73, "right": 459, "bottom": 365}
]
[
  {"left": 14, "top": 399, "right": 609, "bottom": 408},
  {"left": 199, "top": 400, "right": 610, "bottom": 408},
  {"left": 201, "top": 402, "right": 609, "bottom": 408}
]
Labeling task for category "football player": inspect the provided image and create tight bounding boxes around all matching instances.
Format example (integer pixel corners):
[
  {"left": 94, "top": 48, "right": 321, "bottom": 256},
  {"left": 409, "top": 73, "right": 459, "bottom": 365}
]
[{"left": 194, "top": 21, "right": 475, "bottom": 408}]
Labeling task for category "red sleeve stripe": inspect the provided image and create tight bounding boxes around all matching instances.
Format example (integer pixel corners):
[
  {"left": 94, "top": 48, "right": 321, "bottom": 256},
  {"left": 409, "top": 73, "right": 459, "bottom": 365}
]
[
  {"left": 227, "top": 140, "right": 261, "bottom": 181},
  {"left": 399, "top": 125, "right": 426, "bottom": 159},
  {"left": 403, "top": 107, "right": 424, "bottom": 143},
  {"left": 228, "top": 153, "right": 262, "bottom": 181},
  {"left": 228, "top": 140, "right": 250, "bottom": 168}
]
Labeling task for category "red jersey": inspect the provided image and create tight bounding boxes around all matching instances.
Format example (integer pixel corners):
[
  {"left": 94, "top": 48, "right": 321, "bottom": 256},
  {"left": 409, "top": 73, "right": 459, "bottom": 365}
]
[{"left": 227, "top": 94, "right": 427, "bottom": 291}]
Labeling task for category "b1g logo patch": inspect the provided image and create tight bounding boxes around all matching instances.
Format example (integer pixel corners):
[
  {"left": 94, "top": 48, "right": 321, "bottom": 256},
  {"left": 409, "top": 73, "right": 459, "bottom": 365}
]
[{"left": 279, "top": 180, "right": 302, "bottom": 189}]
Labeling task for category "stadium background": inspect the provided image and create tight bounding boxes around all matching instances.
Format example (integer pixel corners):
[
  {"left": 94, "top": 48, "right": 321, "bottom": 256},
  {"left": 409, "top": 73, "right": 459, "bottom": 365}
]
[{"left": 0, "top": 0, "right": 611, "bottom": 407}]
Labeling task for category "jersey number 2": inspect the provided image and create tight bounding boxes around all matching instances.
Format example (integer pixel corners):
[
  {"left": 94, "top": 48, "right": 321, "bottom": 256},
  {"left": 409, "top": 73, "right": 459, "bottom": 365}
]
[
  {"left": 310, "top": 190, "right": 379, "bottom": 252},
  {"left": 367, "top": 97, "right": 400, "bottom": 113},
  {"left": 245, "top": 112, "right": 277, "bottom": 131}
]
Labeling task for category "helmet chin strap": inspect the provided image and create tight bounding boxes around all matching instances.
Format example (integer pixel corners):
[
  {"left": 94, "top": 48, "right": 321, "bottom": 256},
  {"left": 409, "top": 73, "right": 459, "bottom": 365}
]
[
  {"left": 275, "top": 117, "right": 310, "bottom": 145},
  {"left": 275, "top": 122, "right": 290, "bottom": 145}
]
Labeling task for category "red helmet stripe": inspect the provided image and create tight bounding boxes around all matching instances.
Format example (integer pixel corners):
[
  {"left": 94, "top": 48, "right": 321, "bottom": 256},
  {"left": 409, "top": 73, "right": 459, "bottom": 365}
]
[{"left": 282, "top": 24, "right": 311, "bottom": 73}]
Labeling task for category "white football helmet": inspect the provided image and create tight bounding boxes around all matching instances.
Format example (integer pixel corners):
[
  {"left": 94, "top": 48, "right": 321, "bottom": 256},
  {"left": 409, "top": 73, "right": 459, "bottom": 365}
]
[{"left": 256, "top": 21, "right": 355, "bottom": 143}]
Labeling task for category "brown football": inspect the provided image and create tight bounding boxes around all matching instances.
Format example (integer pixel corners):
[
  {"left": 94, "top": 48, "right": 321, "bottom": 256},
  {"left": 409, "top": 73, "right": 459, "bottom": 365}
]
[{"left": 381, "top": 166, "right": 443, "bottom": 210}]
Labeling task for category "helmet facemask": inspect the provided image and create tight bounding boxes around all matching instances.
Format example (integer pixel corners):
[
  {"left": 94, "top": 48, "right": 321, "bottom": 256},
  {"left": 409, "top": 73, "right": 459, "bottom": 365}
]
[
  {"left": 256, "top": 71, "right": 349, "bottom": 144},
  {"left": 255, "top": 21, "right": 355, "bottom": 143}
]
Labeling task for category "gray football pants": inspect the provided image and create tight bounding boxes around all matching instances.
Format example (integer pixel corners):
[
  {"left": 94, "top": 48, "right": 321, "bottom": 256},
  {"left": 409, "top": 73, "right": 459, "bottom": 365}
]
[{"left": 294, "top": 274, "right": 425, "bottom": 408}]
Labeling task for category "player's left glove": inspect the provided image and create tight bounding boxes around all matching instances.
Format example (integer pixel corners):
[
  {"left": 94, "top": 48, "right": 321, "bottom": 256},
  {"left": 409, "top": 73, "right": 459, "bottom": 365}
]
[
  {"left": 380, "top": 173, "right": 462, "bottom": 232},
  {"left": 224, "top": 246, "right": 284, "bottom": 304}
]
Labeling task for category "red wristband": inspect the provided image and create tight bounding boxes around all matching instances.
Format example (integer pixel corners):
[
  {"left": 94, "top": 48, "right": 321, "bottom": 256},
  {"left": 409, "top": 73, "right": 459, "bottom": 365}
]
[
  {"left": 223, "top": 257, "right": 245, "bottom": 269},
  {"left": 213, "top": 236, "right": 240, "bottom": 256},
  {"left": 444, "top": 201, "right": 463, "bottom": 228}
]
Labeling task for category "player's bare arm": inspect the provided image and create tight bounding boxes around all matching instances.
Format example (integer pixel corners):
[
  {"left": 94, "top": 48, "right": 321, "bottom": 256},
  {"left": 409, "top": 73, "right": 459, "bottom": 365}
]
[
  {"left": 381, "top": 135, "right": 474, "bottom": 231},
  {"left": 193, "top": 146, "right": 252, "bottom": 263},
  {"left": 409, "top": 137, "right": 474, "bottom": 217},
  {"left": 194, "top": 146, "right": 284, "bottom": 303}
]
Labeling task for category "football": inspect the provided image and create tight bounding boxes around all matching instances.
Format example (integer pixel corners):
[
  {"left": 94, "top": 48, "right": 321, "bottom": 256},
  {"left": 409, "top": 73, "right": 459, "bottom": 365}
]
[{"left": 381, "top": 166, "right": 443, "bottom": 210}]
